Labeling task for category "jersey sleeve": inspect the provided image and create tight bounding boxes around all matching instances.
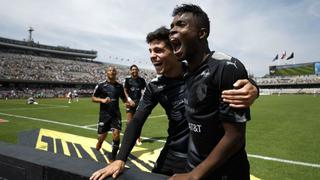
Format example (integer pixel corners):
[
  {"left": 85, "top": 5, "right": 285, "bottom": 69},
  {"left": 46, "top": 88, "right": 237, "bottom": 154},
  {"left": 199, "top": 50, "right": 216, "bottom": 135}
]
[
  {"left": 92, "top": 84, "right": 101, "bottom": 97},
  {"left": 248, "top": 78, "right": 260, "bottom": 98},
  {"left": 124, "top": 78, "right": 129, "bottom": 89},
  {"left": 142, "top": 78, "right": 146, "bottom": 89},
  {"left": 219, "top": 59, "right": 251, "bottom": 123},
  {"left": 119, "top": 84, "right": 127, "bottom": 102},
  {"left": 116, "top": 83, "right": 158, "bottom": 162}
]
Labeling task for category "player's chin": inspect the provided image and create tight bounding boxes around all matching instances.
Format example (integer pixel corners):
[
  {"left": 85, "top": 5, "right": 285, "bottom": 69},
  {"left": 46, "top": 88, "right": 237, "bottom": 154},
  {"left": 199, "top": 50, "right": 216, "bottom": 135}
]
[{"left": 154, "top": 66, "right": 164, "bottom": 74}]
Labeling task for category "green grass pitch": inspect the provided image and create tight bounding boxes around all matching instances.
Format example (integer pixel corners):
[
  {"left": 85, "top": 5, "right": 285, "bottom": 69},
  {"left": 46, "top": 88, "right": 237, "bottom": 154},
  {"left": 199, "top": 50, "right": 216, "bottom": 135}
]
[{"left": 0, "top": 95, "right": 319, "bottom": 179}]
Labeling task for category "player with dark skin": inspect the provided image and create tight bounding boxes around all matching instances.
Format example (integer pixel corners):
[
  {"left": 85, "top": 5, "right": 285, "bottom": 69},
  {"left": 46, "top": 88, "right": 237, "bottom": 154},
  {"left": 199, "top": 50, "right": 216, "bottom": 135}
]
[
  {"left": 92, "top": 66, "right": 128, "bottom": 162},
  {"left": 90, "top": 26, "right": 258, "bottom": 180},
  {"left": 169, "top": 4, "right": 252, "bottom": 180}
]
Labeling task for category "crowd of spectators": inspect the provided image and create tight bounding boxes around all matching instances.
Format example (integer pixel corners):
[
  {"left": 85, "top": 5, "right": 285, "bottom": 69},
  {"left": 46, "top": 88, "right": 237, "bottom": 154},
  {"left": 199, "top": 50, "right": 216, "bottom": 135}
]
[
  {"left": 0, "top": 52, "right": 156, "bottom": 99},
  {"left": 254, "top": 75, "right": 320, "bottom": 85},
  {"left": 0, "top": 52, "right": 156, "bottom": 84}
]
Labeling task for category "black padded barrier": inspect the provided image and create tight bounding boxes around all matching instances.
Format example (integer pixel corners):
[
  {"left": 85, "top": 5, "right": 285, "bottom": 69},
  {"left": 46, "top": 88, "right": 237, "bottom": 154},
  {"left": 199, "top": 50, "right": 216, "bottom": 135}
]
[{"left": 0, "top": 141, "right": 168, "bottom": 180}]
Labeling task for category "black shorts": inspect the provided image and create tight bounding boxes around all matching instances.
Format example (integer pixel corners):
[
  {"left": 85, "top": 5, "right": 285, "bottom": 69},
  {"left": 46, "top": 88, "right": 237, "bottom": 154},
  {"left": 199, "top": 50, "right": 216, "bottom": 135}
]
[
  {"left": 152, "top": 147, "right": 187, "bottom": 176},
  {"left": 97, "top": 112, "right": 122, "bottom": 134},
  {"left": 126, "top": 105, "right": 137, "bottom": 113}
]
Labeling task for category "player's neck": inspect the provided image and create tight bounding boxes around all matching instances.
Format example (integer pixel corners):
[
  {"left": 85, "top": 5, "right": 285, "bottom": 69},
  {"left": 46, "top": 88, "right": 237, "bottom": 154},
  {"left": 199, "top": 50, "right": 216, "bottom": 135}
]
[
  {"left": 107, "top": 78, "right": 116, "bottom": 84},
  {"left": 164, "top": 63, "right": 183, "bottom": 78}
]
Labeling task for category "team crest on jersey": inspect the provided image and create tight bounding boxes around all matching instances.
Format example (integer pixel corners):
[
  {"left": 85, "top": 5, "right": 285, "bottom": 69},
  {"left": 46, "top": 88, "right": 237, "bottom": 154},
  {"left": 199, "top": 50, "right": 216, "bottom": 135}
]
[{"left": 196, "top": 84, "right": 207, "bottom": 101}]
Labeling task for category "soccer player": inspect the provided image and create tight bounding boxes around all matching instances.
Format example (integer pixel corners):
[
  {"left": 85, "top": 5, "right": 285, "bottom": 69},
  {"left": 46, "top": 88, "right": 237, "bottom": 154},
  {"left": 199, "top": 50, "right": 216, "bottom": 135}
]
[
  {"left": 73, "top": 90, "right": 79, "bottom": 102},
  {"left": 169, "top": 4, "right": 251, "bottom": 179},
  {"left": 92, "top": 66, "right": 128, "bottom": 162},
  {"left": 90, "top": 27, "right": 258, "bottom": 180},
  {"left": 67, "top": 91, "right": 73, "bottom": 103},
  {"left": 26, "top": 96, "right": 38, "bottom": 104},
  {"left": 124, "top": 65, "right": 146, "bottom": 145}
]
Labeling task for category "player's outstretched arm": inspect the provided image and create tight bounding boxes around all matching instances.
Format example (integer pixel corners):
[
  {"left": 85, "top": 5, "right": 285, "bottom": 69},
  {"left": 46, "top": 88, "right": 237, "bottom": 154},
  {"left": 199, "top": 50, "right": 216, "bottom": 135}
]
[
  {"left": 222, "top": 79, "right": 258, "bottom": 108},
  {"left": 90, "top": 160, "right": 125, "bottom": 180}
]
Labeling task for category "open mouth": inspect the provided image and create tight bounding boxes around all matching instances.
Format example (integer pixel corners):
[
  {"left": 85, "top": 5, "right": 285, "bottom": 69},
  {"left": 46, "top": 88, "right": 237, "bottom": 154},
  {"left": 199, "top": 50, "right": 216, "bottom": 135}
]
[
  {"left": 153, "top": 62, "right": 163, "bottom": 67},
  {"left": 153, "top": 62, "right": 164, "bottom": 74},
  {"left": 170, "top": 38, "right": 182, "bottom": 55}
]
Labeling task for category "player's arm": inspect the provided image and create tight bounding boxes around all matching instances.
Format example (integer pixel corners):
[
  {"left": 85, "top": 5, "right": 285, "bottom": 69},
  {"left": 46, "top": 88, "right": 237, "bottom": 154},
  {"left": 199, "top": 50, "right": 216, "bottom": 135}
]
[
  {"left": 91, "top": 96, "right": 111, "bottom": 104},
  {"left": 124, "top": 87, "right": 135, "bottom": 107},
  {"left": 221, "top": 78, "right": 259, "bottom": 108},
  {"left": 169, "top": 123, "right": 246, "bottom": 180},
  {"left": 221, "top": 58, "right": 259, "bottom": 108},
  {"left": 90, "top": 85, "right": 157, "bottom": 180},
  {"left": 91, "top": 84, "right": 110, "bottom": 104},
  {"left": 123, "top": 78, "right": 135, "bottom": 107}
]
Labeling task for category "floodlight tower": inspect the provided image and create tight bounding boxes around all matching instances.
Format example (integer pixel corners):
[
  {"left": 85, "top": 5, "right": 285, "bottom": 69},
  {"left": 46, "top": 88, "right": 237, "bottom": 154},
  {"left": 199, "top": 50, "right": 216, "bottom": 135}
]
[{"left": 28, "top": 27, "right": 34, "bottom": 42}]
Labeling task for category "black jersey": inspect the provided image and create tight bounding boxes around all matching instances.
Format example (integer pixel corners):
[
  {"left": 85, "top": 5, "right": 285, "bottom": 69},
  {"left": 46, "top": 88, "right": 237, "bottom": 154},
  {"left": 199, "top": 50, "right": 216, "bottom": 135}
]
[
  {"left": 124, "top": 76, "right": 146, "bottom": 103},
  {"left": 93, "top": 80, "right": 126, "bottom": 115},
  {"left": 184, "top": 52, "right": 251, "bottom": 172},
  {"left": 117, "top": 73, "right": 189, "bottom": 162}
]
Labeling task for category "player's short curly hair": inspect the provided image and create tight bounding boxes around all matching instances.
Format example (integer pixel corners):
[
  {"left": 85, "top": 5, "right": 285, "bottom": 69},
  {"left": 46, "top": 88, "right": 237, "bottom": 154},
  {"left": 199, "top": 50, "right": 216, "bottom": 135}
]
[
  {"left": 172, "top": 4, "right": 210, "bottom": 38},
  {"left": 130, "top": 64, "right": 139, "bottom": 71}
]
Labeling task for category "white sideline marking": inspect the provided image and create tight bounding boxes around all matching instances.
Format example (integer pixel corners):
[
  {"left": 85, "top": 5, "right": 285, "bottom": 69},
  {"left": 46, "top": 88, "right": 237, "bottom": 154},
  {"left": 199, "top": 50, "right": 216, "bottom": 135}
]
[
  {"left": 247, "top": 154, "right": 320, "bottom": 168},
  {"left": 0, "top": 112, "right": 92, "bottom": 130},
  {"left": 148, "top": 114, "right": 166, "bottom": 119},
  {"left": 1, "top": 106, "right": 69, "bottom": 111},
  {"left": 1, "top": 103, "right": 69, "bottom": 111},
  {"left": 33, "top": 103, "right": 69, "bottom": 108},
  {"left": 1, "top": 111, "right": 319, "bottom": 169},
  {"left": 84, "top": 124, "right": 97, "bottom": 128}
]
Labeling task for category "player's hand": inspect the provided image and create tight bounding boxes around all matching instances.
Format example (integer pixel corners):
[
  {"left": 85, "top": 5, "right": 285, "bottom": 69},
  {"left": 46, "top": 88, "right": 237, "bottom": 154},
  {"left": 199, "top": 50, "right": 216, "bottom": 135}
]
[
  {"left": 125, "top": 98, "right": 136, "bottom": 107},
  {"left": 89, "top": 160, "right": 125, "bottom": 180},
  {"left": 128, "top": 99, "right": 136, "bottom": 107},
  {"left": 101, "top": 97, "right": 111, "bottom": 104},
  {"left": 168, "top": 173, "right": 199, "bottom": 180},
  {"left": 221, "top": 79, "right": 258, "bottom": 108}
]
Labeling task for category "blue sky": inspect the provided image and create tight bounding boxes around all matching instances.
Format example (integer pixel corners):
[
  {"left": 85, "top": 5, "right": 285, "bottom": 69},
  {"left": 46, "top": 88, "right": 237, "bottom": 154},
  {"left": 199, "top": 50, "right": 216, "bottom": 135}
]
[{"left": 0, "top": 0, "right": 319, "bottom": 77}]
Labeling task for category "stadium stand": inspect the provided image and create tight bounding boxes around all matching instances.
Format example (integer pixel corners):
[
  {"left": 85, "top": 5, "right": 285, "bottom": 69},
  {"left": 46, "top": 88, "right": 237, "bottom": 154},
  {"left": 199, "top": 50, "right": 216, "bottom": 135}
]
[
  {"left": 0, "top": 36, "right": 156, "bottom": 99},
  {"left": 255, "top": 62, "right": 320, "bottom": 95}
]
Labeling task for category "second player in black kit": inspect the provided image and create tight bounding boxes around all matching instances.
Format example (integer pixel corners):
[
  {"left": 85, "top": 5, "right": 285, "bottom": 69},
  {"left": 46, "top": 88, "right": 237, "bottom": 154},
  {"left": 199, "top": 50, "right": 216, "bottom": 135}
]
[
  {"left": 119, "top": 70, "right": 189, "bottom": 175},
  {"left": 184, "top": 52, "right": 251, "bottom": 179},
  {"left": 124, "top": 65, "right": 146, "bottom": 114},
  {"left": 92, "top": 66, "right": 127, "bottom": 162},
  {"left": 124, "top": 65, "right": 146, "bottom": 145},
  {"left": 94, "top": 80, "right": 126, "bottom": 132}
]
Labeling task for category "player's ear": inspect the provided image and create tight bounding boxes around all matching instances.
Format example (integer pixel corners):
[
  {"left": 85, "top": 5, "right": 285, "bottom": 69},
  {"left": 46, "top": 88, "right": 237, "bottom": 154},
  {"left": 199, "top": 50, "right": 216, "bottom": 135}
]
[{"left": 198, "top": 28, "right": 208, "bottom": 40}]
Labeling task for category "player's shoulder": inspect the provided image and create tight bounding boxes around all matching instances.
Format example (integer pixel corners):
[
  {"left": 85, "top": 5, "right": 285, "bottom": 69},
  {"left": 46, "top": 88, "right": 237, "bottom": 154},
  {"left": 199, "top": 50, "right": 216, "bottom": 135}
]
[
  {"left": 211, "top": 51, "right": 233, "bottom": 61},
  {"left": 125, "top": 75, "right": 131, "bottom": 80},
  {"left": 97, "top": 80, "right": 106, "bottom": 85},
  {"left": 210, "top": 51, "right": 242, "bottom": 69},
  {"left": 150, "top": 74, "right": 162, "bottom": 83},
  {"left": 138, "top": 76, "right": 146, "bottom": 81},
  {"left": 115, "top": 81, "right": 124, "bottom": 87}
]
